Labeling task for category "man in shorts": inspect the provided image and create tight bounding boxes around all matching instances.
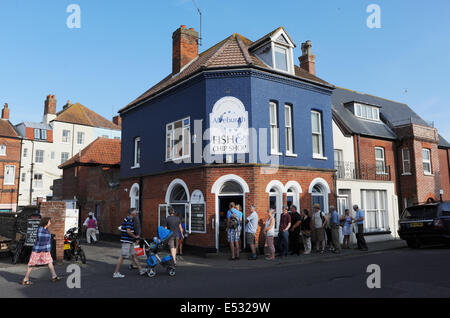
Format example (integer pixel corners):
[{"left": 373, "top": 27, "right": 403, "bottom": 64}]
[
  {"left": 245, "top": 205, "right": 259, "bottom": 260},
  {"left": 164, "top": 207, "right": 184, "bottom": 265},
  {"left": 113, "top": 208, "right": 146, "bottom": 278},
  {"left": 311, "top": 203, "right": 327, "bottom": 254}
]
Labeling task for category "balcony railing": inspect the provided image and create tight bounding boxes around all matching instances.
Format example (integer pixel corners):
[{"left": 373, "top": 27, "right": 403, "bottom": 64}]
[{"left": 335, "top": 161, "right": 391, "bottom": 181}]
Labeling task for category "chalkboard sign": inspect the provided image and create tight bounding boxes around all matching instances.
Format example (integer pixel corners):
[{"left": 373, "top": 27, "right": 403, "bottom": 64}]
[
  {"left": 190, "top": 204, "right": 206, "bottom": 233},
  {"left": 26, "top": 219, "right": 40, "bottom": 247}
]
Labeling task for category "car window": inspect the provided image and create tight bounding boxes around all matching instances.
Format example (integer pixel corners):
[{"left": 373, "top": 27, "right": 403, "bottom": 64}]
[
  {"left": 440, "top": 203, "right": 450, "bottom": 216},
  {"left": 402, "top": 205, "right": 438, "bottom": 220}
]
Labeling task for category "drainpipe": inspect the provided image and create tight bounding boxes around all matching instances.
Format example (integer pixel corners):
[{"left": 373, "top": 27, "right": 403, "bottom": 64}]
[
  {"left": 29, "top": 140, "right": 35, "bottom": 205},
  {"left": 356, "top": 134, "right": 361, "bottom": 179},
  {"left": 16, "top": 137, "right": 23, "bottom": 211},
  {"left": 394, "top": 139, "right": 403, "bottom": 213}
]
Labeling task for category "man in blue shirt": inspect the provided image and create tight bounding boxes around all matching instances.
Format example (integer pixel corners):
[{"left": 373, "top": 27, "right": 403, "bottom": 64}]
[
  {"left": 227, "top": 202, "right": 243, "bottom": 260},
  {"left": 113, "top": 208, "right": 147, "bottom": 278},
  {"left": 329, "top": 206, "right": 341, "bottom": 253},
  {"left": 352, "top": 204, "right": 368, "bottom": 251}
]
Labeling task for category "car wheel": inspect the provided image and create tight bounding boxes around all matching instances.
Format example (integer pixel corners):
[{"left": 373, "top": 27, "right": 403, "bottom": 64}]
[{"left": 407, "top": 239, "right": 421, "bottom": 249}]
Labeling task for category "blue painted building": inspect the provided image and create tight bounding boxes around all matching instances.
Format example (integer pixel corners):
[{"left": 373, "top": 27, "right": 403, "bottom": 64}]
[{"left": 118, "top": 26, "right": 336, "bottom": 252}]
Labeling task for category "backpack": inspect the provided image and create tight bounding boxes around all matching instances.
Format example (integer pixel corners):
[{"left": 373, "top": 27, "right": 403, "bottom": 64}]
[{"left": 229, "top": 211, "right": 239, "bottom": 230}]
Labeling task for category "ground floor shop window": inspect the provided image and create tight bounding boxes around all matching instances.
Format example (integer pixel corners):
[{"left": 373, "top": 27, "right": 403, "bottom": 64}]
[{"left": 361, "top": 190, "right": 389, "bottom": 232}]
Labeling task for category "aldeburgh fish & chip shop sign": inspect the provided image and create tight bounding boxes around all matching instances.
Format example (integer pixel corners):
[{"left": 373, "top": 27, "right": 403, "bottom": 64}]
[{"left": 209, "top": 96, "right": 249, "bottom": 154}]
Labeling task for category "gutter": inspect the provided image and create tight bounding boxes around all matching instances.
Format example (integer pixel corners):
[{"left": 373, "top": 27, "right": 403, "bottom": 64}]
[{"left": 119, "top": 66, "right": 334, "bottom": 115}]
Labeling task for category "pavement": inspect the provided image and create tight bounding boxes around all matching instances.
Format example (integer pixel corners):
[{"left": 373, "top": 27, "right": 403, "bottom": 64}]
[
  {"left": 0, "top": 238, "right": 407, "bottom": 271},
  {"left": 2, "top": 238, "right": 450, "bottom": 298}
]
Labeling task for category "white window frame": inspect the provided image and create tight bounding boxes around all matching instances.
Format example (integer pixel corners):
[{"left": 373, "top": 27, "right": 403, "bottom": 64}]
[
  {"left": 61, "top": 152, "right": 70, "bottom": 165},
  {"left": 35, "top": 150, "right": 44, "bottom": 164},
  {"left": 311, "top": 111, "right": 324, "bottom": 158},
  {"left": 33, "top": 173, "right": 43, "bottom": 189},
  {"left": 132, "top": 137, "right": 141, "bottom": 168},
  {"left": 3, "top": 165, "right": 15, "bottom": 185},
  {"left": 40, "top": 129, "right": 47, "bottom": 140},
  {"left": 402, "top": 148, "right": 411, "bottom": 175},
  {"left": 0, "top": 144, "right": 6, "bottom": 156},
  {"left": 361, "top": 190, "right": 389, "bottom": 232},
  {"left": 34, "top": 129, "right": 40, "bottom": 140},
  {"left": 273, "top": 44, "right": 289, "bottom": 73},
  {"left": 23, "top": 148, "right": 28, "bottom": 158},
  {"left": 422, "top": 148, "right": 432, "bottom": 175},
  {"left": 165, "top": 117, "right": 191, "bottom": 162},
  {"left": 269, "top": 102, "right": 280, "bottom": 155},
  {"left": 77, "top": 132, "right": 85, "bottom": 145},
  {"left": 62, "top": 130, "right": 71, "bottom": 143},
  {"left": 375, "top": 147, "right": 386, "bottom": 175},
  {"left": 284, "top": 104, "right": 295, "bottom": 156},
  {"left": 354, "top": 103, "right": 380, "bottom": 122}
]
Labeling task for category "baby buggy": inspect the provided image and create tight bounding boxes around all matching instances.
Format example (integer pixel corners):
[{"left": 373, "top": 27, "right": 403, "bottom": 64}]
[{"left": 142, "top": 226, "right": 176, "bottom": 277}]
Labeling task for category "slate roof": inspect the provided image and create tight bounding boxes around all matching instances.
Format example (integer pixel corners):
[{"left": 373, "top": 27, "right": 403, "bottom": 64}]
[
  {"left": 59, "top": 137, "right": 121, "bottom": 169},
  {"left": 55, "top": 103, "right": 120, "bottom": 130},
  {"left": 19, "top": 122, "right": 52, "bottom": 130},
  {"left": 0, "top": 119, "right": 20, "bottom": 138},
  {"left": 120, "top": 28, "right": 332, "bottom": 113}
]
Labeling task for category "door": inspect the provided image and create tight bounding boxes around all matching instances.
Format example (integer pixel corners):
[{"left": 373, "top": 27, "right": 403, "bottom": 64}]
[{"left": 159, "top": 203, "right": 191, "bottom": 234}]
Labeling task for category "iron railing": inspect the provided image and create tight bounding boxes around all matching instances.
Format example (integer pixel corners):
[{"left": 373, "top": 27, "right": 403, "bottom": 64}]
[{"left": 335, "top": 161, "right": 391, "bottom": 181}]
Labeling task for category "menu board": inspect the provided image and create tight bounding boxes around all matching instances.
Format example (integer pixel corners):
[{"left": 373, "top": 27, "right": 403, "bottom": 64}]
[
  {"left": 26, "top": 219, "right": 41, "bottom": 246},
  {"left": 190, "top": 204, "right": 206, "bottom": 233}
]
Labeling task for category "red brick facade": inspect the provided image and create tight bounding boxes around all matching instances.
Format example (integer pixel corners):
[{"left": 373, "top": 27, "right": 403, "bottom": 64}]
[
  {"left": 0, "top": 136, "right": 21, "bottom": 211},
  {"left": 119, "top": 165, "right": 335, "bottom": 251},
  {"left": 172, "top": 26, "right": 199, "bottom": 74},
  {"left": 394, "top": 123, "right": 443, "bottom": 208},
  {"left": 439, "top": 148, "right": 450, "bottom": 201},
  {"left": 60, "top": 165, "right": 120, "bottom": 234}
]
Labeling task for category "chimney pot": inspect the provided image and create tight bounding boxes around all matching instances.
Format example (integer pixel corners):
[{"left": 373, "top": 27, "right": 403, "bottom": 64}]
[
  {"left": 299, "top": 40, "right": 316, "bottom": 76},
  {"left": 172, "top": 25, "right": 199, "bottom": 74}
]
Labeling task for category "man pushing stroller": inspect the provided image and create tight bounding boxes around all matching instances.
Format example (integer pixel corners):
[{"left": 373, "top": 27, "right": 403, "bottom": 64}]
[{"left": 113, "top": 208, "right": 147, "bottom": 278}]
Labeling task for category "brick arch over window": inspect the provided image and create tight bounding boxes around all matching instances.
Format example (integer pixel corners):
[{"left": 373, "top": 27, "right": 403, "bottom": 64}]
[
  {"left": 211, "top": 174, "right": 250, "bottom": 194},
  {"left": 165, "top": 178, "right": 190, "bottom": 203}
]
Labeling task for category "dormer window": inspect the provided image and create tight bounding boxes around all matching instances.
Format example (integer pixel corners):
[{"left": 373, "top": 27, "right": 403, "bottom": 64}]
[
  {"left": 351, "top": 102, "right": 380, "bottom": 122},
  {"left": 251, "top": 28, "right": 295, "bottom": 75},
  {"left": 274, "top": 45, "right": 288, "bottom": 72}
]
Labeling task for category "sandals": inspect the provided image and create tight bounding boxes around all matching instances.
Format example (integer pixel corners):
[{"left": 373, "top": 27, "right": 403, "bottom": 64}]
[
  {"left": 52, "top": 276, "right": 63, "bottom": 282},
  {"left": 22, "top": 280, "right": 33, "bottom": 286}
]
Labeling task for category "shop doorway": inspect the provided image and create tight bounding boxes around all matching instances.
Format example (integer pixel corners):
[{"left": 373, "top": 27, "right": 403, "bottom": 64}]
[{"left": 218, "top": 195, "right": 243, "bottom": 249}]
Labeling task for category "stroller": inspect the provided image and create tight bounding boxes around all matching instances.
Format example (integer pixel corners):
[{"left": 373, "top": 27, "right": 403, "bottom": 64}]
[{"left": 142, "top": 226, "right": 176, "bottom": 277}]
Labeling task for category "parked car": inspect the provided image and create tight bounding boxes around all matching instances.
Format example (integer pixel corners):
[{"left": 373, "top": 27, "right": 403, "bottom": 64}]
[{"left": 398, "top": 201, "right": 450, "bottom": 248}]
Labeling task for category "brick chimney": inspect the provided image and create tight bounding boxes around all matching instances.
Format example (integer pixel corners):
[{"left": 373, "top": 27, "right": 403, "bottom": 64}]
[
  {"left": 113, "top": 115, "right": 122, "bottom": 127},
  {"left": 2, "top": 103, "right": 10, "bottom": 120},
  {"left": 172, "top": 25, "right": 199, "bottom": 74},
  {"left": 299, "top": 40, "right": 316, "bottom": 76},
  {"left": 44, "top": 94, "right": 57, "bottom": 116}
]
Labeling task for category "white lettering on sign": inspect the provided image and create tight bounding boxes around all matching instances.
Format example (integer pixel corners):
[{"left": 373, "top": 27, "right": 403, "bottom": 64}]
[{"left": 209, "top": 96, "right": 249, "bottom": 155}]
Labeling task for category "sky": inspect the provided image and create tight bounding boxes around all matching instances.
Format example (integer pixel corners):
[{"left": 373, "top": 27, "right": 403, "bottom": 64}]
[{"left": 0, "top": 0, "right": 449, "bottom": 140}]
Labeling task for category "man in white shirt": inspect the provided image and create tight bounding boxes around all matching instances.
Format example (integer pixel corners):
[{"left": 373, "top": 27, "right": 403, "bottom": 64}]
[{"left": 311, "top": 203, "right": 327, "bottom": 254}]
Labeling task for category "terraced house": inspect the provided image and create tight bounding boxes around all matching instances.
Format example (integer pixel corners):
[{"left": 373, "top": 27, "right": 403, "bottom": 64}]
[
  {"left": 332, "top": 87, "right": 450, "bottom": 243},
  {"left": 15, "top": 95, "right": 121, "bottom": 206},
  {"left": 118, "top": 25, "right": 337, "bottom": 252}
]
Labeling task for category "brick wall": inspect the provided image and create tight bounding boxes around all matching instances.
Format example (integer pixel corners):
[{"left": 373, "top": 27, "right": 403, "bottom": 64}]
[
  {"left": 358, "top": 136, "right": 397, "bottom": 185},
  {"left": 0, "top": 136, "right": 21, "bottom": 210},
  {"left": 61, "top": 164, "right": 120, "bottom": 235},
  {"left": 439, "top": 148, "right": 450, "bottom": 201},
  {"left": 119, "top": 165, "right": 335, "bottom": 251},
  {"left": 40, "top": 201, "right": 66, "bottom": 261}
]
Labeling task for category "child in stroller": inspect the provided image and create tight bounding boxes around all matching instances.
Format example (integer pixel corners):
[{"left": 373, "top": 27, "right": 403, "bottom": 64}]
[{"left": 141, "top": 226, "right": 176, "bottom": 277}]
